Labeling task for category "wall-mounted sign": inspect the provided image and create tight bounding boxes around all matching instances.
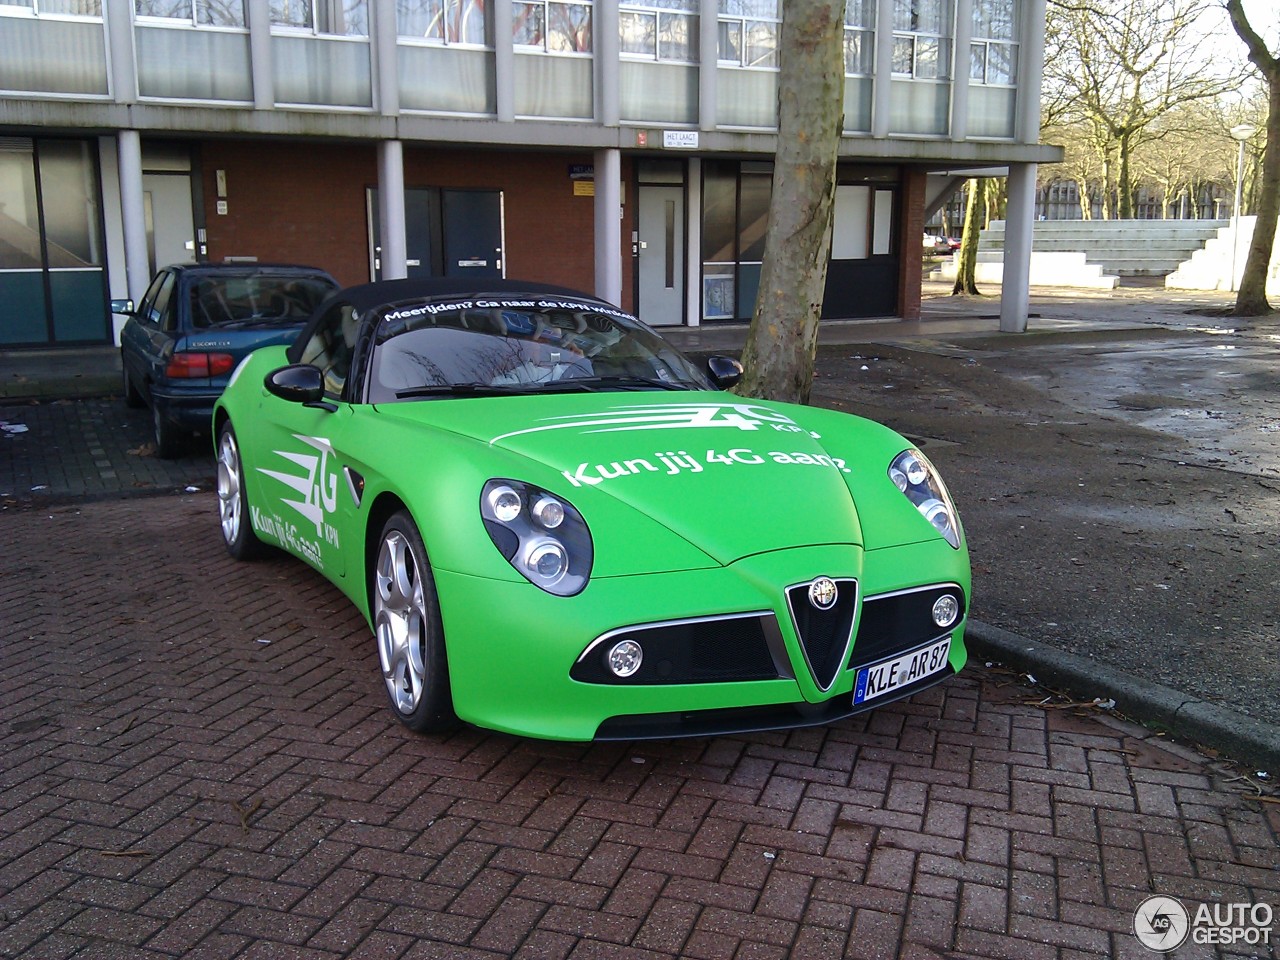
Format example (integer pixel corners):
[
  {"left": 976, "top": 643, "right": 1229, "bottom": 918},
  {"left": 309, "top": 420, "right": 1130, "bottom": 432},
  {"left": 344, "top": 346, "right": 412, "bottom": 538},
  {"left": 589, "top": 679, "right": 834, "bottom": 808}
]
[
  {"left": 573, "top": 180, "right": 595, "bottom": 197},
  {"left": 663, "top": 131, "right": 699, "bottom": 149},
  {"left": 569, "top": 164, "right": 594, "bottom": 180}
]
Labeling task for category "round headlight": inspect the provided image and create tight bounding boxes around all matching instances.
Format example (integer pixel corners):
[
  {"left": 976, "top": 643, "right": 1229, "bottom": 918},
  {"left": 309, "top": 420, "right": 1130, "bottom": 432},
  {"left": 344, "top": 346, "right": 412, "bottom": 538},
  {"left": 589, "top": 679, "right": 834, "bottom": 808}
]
[
  {"left": 922, "top": 498, "right": 953, "bottom": 536},
  {"left": 532, "top": 495, "right": 565, "bottom": 529},
  {"left": 903, "top": 455, "right": 928, "bottom": 486},
  {"left": 889, "top": 467, "right": 909, "bottom": 492},
  {"left": 488, "top": 484, "right": 522, "bottom": 522},
  {"left": 932, "top": 594, "right": 960, "bottom": 629},
  {"left": 607, "top": 640, "right": 643, "bottom": 678},
  {"left": 525, "top": 539, "right": 567, "bottom": 582}
]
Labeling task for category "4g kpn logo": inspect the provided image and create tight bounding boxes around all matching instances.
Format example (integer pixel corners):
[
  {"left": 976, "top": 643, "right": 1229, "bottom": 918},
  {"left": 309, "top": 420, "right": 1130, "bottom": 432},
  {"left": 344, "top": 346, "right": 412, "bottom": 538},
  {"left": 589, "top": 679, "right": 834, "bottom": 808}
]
[{"left": 1134, "top": 896, "right": 1274, "bottom": 952}]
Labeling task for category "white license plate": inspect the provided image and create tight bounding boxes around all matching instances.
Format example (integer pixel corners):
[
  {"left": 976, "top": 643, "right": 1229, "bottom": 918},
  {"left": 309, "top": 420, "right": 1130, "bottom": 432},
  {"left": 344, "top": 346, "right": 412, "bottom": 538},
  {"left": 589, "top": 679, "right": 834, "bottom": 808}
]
[{"left": 853, "top": 636, "right": 951, "bottom": 705}]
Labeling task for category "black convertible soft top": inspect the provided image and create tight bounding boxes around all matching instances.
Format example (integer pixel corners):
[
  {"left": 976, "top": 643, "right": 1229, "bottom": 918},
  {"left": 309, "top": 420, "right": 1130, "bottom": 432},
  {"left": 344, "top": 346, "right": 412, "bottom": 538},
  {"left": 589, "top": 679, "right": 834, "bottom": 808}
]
[{"left": 331, "top": 277, "right": 611, "bottom": 315}]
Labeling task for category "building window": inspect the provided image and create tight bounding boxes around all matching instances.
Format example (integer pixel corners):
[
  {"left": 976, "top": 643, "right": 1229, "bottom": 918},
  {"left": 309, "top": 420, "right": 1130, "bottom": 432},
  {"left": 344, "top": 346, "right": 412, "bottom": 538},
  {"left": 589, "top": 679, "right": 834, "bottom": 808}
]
[
  {"left": 970, "top": 0, "right": 1015, "bottom": 84},
  {"left": 619, "top": 1, "right": 696, "bottom": 62},
  {"left": 513, "top": 0, "right": 592, "bottom": 53},
  {"left": 843, "top": 0, "right": 874, "bottom": 76},
  {"left": 271, "top": 0, "right": 367, "bottom": 36},
  {"left": 717, "top": 0, "right": 779, "bottom": 69},
  {"left": 892, "top": 0, "right": 951, "bottom": 79},
  {"left": 396, "top": 0, "right": 486, "bottom": 43},
  {"left": 136, "top": 0, "right": 244, "bottom": 27},
  {"left": 2, "top": 0, "right": 101, "bottom": 15}
]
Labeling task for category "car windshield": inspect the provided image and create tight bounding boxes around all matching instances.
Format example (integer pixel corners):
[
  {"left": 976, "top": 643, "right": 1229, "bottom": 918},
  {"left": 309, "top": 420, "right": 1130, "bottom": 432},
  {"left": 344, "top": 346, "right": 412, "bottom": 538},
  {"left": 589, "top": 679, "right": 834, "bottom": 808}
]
[
  {"left": 368, "top": 296, "right": 712, "bottom": 401},
  {"left": 190, "top": 274, "right": 334, "bottom": 329}
]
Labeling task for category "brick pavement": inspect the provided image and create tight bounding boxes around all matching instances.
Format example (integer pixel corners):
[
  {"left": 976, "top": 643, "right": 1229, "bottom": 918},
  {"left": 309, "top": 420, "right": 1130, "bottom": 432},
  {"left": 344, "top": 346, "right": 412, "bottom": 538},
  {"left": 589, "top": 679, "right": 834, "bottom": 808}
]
[
  {"left": 1, "top": 495, "right": 1277, "bottom": 959},
  {"left": 1, "top": 399, "right": 212, "bottom": 505}
]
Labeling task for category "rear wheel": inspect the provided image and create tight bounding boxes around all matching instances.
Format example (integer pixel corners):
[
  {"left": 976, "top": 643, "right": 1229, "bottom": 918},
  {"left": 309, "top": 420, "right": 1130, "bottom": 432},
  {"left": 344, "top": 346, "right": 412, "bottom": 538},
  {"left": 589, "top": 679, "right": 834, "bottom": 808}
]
[
  {"left": 153, "top": 405, "right": 185, "bottom": 459},
  {"left": 216, "top": 422, "right": 268, "bottom": 560},
  {"left": 372, "top": 511, "right": 456, "bottom": 733}
]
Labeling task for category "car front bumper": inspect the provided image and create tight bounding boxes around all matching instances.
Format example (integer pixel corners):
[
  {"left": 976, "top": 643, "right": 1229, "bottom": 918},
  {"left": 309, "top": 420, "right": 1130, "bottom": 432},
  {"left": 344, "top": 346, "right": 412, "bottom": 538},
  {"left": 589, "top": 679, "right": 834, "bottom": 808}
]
[{"left": 433, "top": 539, "right": 970, "bottom": 741}]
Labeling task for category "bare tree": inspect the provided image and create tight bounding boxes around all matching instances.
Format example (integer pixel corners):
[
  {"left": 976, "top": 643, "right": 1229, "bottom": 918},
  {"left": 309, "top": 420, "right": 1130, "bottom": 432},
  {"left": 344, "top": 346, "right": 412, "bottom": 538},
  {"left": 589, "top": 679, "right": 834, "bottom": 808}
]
[
  {"left": 1226, "top": 0, "right": 1278, "bottom": 316},
  {"left": 735, "top": 0, "right": 845, "bottom": 404},
  {"left": 1045, "top": 0, "right": 1243, "bottom": 218}
]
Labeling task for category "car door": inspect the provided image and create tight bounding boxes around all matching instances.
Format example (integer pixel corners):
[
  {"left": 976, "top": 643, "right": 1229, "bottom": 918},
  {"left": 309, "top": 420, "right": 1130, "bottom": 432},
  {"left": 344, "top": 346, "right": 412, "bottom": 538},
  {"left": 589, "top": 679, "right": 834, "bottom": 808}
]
[
  {"left": 120, "top": 270, "right": 177, "bottom": 403},
  {"left": 249, "top": 301, "right": 364, "bottom": 579}
]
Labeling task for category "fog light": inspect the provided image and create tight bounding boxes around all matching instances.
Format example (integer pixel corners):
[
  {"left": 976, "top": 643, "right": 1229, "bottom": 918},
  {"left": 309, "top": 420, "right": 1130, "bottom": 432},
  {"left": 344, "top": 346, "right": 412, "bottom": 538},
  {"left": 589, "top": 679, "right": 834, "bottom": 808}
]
[
  {"left": 607, "top": 640, "right": 643, "bottom": 678},
  {"left": 932, "top": 594, "right": 960, "bottom": 629}
]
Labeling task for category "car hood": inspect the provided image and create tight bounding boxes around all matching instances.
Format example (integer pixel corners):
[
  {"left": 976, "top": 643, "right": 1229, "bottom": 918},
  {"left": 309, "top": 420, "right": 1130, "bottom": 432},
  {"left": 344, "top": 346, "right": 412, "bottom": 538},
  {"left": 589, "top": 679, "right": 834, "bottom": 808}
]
[{"left": 374, "top": 391, "right": 870, "bottom": 565}]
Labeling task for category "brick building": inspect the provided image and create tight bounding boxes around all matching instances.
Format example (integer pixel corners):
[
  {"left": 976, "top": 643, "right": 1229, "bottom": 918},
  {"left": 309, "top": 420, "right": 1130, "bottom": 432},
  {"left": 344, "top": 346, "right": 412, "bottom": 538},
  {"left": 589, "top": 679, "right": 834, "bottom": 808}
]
[{"left": 0, "top": 0, "right": 1060, "bottom": 348}]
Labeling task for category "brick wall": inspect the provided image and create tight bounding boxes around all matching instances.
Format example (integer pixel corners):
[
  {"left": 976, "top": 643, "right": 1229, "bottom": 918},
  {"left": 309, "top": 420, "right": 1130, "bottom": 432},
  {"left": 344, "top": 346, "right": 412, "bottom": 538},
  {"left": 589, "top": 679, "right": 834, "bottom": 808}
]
[
  {"left": 898, "top": 167, "right": 926, "bottom": 321},
  {"left": 197, "top": 140, "right": 635, "bottom": 310}
]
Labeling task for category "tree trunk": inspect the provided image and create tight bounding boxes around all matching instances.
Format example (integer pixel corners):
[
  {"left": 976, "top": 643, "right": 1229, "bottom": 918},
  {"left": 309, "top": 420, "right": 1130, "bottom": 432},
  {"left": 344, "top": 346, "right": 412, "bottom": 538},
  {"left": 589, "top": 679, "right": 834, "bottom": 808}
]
[
  {"left": 952, "top": 179, "right": 986, "bottom": 296},
  {"left": 1227, "top": 0, "right": 1278, "bottom": 316},
  {"left": 736, "top": 0, "right": 844, "bottom": 404},
  {"left": 1235, "top": 78, "right": 1279, "bottom": 315},
  {"left": 1118, "top": 132, "right": 1133, "bottom": 219}
]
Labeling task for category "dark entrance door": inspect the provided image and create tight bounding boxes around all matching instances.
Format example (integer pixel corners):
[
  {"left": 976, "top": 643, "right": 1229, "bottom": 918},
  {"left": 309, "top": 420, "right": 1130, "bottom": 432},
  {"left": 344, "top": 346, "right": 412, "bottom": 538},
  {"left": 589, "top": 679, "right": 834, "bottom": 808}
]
[
  {"left": 442, "top": 189, "right": 503, "bottom": 279},
  {"left": 367, "top": 187, "right": 502, "bottom": 281}
]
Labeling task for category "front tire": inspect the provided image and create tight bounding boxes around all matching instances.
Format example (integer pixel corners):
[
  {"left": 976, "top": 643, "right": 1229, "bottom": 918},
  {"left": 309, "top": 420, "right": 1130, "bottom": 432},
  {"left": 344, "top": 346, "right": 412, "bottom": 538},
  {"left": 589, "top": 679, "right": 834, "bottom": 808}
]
[
  {"left": 372, "top": 511, "right": 456, "bottom": 733},
  {"left": 216, "top": 422, "right": 268, "bottom": 560}
]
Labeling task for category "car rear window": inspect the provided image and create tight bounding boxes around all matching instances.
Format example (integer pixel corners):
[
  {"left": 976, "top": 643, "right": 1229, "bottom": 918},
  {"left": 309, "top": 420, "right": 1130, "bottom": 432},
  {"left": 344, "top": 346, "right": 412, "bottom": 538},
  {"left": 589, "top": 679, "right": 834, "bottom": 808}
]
[{"left": 190, "top": 274, "right": 334, "bottom": 328}]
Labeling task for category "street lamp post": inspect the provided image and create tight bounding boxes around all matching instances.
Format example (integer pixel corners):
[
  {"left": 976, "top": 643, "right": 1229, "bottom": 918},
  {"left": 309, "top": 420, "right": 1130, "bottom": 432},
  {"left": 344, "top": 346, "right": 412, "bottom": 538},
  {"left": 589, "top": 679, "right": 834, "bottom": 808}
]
[{"left": 1229, "top": 123, "right": 1258, "bottom": 292}]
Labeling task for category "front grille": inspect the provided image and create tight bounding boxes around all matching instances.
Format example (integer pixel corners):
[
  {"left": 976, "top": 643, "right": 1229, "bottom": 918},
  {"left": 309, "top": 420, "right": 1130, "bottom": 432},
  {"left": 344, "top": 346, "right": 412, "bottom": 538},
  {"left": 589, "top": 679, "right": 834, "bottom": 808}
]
[
  {"left": 571, "top": 613, "right": 784, "bottom": 685},
  {"left": 785, "top": 579, "right": 858, "bottom": 692},
  {"left": 849, "top": 584, "right": 966, "bottom": 668}
]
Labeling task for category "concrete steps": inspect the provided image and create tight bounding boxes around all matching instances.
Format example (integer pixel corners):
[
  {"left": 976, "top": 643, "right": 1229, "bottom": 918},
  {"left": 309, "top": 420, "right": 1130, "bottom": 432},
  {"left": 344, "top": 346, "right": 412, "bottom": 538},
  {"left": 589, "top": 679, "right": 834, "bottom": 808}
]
[
  {"left": 933, "top": 218, "right": 1227, "bottom": 290},
  {"left": 1165, "top": 217, "right": 1280, "bottom": 295},
  {"left": 981, "top": 219, "right": 1224, "bottom": 277}
]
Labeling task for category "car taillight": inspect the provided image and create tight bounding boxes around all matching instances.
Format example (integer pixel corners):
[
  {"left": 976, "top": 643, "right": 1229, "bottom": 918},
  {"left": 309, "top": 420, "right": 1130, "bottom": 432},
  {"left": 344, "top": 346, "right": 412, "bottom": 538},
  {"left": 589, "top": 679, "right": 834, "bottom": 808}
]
[{"left": 166, "top": 352, "right": 235, "bottom": 378}]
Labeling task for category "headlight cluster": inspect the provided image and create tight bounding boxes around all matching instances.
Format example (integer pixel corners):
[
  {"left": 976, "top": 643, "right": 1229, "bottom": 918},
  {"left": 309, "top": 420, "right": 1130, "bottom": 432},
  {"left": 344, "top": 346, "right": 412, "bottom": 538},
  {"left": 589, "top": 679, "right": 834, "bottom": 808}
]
[
  {"left": 889, "top": 449, "right": 961, "bottom": 549},
  {"left": 481, "top": 479, "right": 593, "bottom": 596}
]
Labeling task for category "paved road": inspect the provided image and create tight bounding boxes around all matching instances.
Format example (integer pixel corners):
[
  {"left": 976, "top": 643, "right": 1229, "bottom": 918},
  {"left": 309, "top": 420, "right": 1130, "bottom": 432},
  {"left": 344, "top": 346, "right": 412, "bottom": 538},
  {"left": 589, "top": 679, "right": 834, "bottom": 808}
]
[
  {"left": 2, "top": 497, "right": 1278, "bottom": 959},
  {"left": 1, "top": 286, "right": 1279, "bottom": 957}
]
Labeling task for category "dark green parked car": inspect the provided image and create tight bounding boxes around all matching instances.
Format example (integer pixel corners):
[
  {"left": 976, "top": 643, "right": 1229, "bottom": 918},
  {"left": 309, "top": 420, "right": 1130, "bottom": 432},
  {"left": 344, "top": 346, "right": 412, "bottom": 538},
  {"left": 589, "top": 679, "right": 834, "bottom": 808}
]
[{"left": 115, "top": 262, "right": 338, "bottom": 457}]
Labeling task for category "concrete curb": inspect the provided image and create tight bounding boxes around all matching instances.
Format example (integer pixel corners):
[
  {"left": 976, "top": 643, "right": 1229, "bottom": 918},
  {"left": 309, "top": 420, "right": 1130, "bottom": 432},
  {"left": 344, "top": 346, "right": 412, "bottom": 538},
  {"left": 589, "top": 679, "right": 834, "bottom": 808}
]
[{"left": 966, "top": 620, "right": 1279, "bottom": 775}]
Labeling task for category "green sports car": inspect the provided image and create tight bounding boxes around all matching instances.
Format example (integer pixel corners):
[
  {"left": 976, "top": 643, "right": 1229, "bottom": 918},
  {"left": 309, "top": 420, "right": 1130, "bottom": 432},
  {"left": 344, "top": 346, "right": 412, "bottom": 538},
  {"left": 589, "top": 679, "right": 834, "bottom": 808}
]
[{"left": 214, "top": 279, "right": 969, "bottom": 741}]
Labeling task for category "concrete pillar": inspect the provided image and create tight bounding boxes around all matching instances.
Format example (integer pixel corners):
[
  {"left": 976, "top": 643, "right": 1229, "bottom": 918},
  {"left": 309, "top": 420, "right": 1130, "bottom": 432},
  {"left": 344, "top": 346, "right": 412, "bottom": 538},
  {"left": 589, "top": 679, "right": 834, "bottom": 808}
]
[
  {"left": 494, "top": 0, "right": 515, "bottom": 122},
  {"left": 117, "top": 131, "right": 150, "bottom": 303},
  {"left": 378, "top": 140, "right": 408, "bottom": 280},
  {"left": 373, "top": 0, "right": 399, "bottom": 116},
  {"left": 872, "top": 0, "right": 895, "bottom": 137},
  {"left": 1000, "top": 161, "right": 1037, "bottom": 333},
  {"left": 595, "top": 1, "right": 618, "bottom": 126},
  {"left": 105, "top": 0, "right": 137, "bottom": 103},
  {"left": 698, "top": 0, "right": 717, "bottom": 130},
  {"left": 686, "top": 157, "right": 702, "bottom": 326},
  {"left": 247, "top": 0, "right": 274, "bottom": 110},
  {"left": 950, "top": 0, "right": 972, "bottom": 140},
  {"left": 1016, "top": 0, "right": 1046, "bottom": 142},
  {"left": 593, "top": 148, "right": 623, "bottom": 306}
]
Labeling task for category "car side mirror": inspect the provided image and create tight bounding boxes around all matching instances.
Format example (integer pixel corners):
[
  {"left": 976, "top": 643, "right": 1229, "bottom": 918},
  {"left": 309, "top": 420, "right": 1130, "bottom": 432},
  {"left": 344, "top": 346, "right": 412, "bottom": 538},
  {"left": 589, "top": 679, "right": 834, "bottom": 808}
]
[
  {"left": 110, "top": 298, "right": 135, "bottom": 315},
  {"left": 706, "top": 355, "right": 743, "bottom": 390},
  {"left": 265, "top": 364, "right": 325, "bottom": 405}
]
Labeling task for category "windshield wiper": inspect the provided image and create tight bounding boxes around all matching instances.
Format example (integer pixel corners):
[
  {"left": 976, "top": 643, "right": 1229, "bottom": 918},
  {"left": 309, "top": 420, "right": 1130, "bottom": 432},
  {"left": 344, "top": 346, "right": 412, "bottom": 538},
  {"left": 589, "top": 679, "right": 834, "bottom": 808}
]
[
  {"left": 563, "top": 376, "right": 693, "bottom": 391},
  {"left": 394, "top": 382, "right": 526, "bottom": 399}
]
